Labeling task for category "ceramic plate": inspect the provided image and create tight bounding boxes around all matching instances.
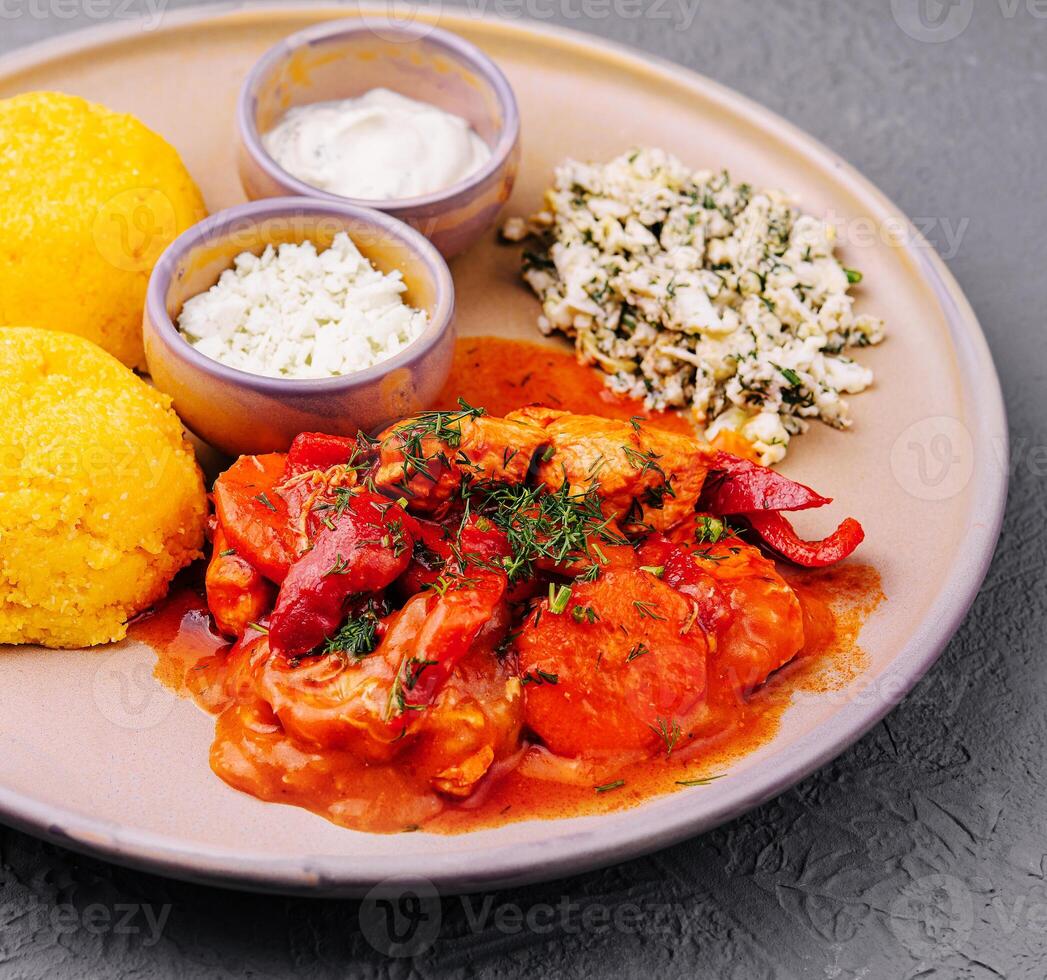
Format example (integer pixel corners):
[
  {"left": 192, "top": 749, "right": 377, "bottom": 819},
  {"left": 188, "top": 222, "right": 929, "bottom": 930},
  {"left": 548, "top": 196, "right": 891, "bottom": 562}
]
[{"left": 0, "top": 3, "right": 1006, "bottom": 895}]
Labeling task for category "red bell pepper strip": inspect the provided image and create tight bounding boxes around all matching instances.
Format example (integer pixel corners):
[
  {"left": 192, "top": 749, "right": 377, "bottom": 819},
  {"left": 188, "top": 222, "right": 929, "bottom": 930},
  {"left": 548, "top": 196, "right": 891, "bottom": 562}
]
[
  {"left": 397, "top": 516, "right": 512, "bottom": 597},
  {"left": 746, "top": 511, "right": 865, "bottom": 568},
  {"left": 699, "top": 451, "right": 832, "bottom": 515},
  {"left": 269, "top": 491, "right": 418, "bottom": 657},
  {"left": 284, "top": 432, "right": 361, "bottom": 478},
  {"left": 392, "top": 572, "right": 507, "bottom": 719}
]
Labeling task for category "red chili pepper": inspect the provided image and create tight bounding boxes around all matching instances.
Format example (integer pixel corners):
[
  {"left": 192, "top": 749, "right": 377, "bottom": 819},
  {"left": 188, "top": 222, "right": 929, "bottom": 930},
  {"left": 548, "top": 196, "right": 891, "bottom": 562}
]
[
  {"left": 284, "top": 432, "right": 361, "bottom": 478},
  {"left": 269, "top": 491, "right": 418, "bottom": 657},
  {"left": 746, "top": 511, "right": 865, "bottom": 568},
  {"left": 699, "top": 451, "right": 832, "bottom": 514}
]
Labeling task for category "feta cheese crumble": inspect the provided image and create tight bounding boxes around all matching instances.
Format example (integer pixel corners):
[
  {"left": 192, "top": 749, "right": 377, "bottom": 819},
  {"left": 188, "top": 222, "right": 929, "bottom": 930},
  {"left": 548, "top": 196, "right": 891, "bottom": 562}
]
[
  {"left": 177, "top": 232, "right": 428, "bottom": 379},
  {"left": 504, "top": 148, "right": 886, "bottom": 465}
]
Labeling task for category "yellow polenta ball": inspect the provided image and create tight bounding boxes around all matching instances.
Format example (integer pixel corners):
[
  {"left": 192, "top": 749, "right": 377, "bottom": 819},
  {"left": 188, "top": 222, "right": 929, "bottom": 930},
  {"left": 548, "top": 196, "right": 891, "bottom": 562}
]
[
  {"left": 0, "top": 91, "right": 206, "bottom": 369},
  {"left": 0, "top": 327, "right": 207, "bottom": 648}
]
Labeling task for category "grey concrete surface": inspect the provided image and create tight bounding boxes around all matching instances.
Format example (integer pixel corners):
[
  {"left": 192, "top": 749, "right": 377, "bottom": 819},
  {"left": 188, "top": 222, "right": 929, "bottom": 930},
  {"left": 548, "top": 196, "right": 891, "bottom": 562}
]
[{"left": 1, "top": 1, "right": 1044, "bottom": 977}]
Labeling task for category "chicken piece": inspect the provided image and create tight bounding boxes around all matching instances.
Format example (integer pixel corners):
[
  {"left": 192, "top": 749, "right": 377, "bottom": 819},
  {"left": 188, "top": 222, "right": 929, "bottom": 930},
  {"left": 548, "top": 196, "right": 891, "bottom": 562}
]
[
  {"left": 412, "top": 603, "right": 523, "bottom": 798},
  {"left": 642, "top": 520, "right": 805, "bottom": 692},
  {"left": 256, "top": 573, "right": 507, "bottom": 764},
  {"left": 516, "top": 566, "right": 709, "bottom": 758},
  {"left": 507, "top": 407, "right": 713, "bottom": 532},
  {"left": 373, "top": 409, "right": 545, "bottom": 512},
  {"left": 205, "top": 525, "right": 275, "bottom": 638}
]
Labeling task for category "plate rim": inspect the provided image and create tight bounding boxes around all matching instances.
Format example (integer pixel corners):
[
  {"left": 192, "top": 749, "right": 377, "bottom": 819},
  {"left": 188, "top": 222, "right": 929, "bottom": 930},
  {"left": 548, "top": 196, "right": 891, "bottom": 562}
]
[{"left": 0, "top": 1, "right": 1008, "bottom": 896}]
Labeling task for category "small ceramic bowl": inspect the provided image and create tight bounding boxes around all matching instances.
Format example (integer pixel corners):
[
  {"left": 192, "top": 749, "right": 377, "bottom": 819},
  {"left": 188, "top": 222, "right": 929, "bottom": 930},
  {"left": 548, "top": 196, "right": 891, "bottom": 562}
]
[
  {"left": 143, "top": 198, "right": 455, "bottom": 458},
  {"left": 237, "top": 19, "right": 521, "bottom": 258}
]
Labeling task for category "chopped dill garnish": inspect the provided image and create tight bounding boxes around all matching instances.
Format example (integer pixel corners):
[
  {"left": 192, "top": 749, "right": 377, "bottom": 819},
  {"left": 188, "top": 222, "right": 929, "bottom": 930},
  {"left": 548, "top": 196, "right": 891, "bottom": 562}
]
[
  {"left": 255, "top": 492, "right": 276, "bottom": 511},
  {"left": 595, "top": 780, "right": 625, "bottom": 794},
  {"left": 323, "top": 553, "right": 350, "bottom": 577},
  {"left": 622, "top": 445, "right": 666, "bottom": 479},
  {"left": 388, "top": 399, "right": 486, "bottom": 487},
  {"left": 425, "top": 573, "right": 481, "bottom": 597},
  {"left": 522, "top": 668, "right": 559, "bottom": 686},
  {"left": 638, "top": 564, "right": 664, "bottom": 577},
  {"left": 323, "top": 604, "right": 383, "bottom": 658},
  {"left": 404, "top": 657, "right": 438, "bottom": 691},
  {"left": 649, "top": 717, "right": 682, "bottom": 757},
  {"left": 675, "top": 774, "right": 724, "bottom": 787},
  {"left": 219, "top": 548, "right": 236, "bottom": 557},
  {"left": 627, "top": 642, "right": 650, "bottom": 662},
  {"left": 633, "top": 600, "right": 665, "bottom": 621},
  {"left": 331, "top": 485, "right": 355, "bottom": 517},
  {"left": 460, "top": 479, "right": 626, "bottom": 583}
]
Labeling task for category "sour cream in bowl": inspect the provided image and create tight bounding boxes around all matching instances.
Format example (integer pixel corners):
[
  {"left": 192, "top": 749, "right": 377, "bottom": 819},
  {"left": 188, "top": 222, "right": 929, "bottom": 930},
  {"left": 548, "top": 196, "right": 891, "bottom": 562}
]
[
  {"left": 237, "top": 21, "right": 521, "bottom": 258},
  {"left": 263, "top": 88, "right": 492, "bottom": 202}
]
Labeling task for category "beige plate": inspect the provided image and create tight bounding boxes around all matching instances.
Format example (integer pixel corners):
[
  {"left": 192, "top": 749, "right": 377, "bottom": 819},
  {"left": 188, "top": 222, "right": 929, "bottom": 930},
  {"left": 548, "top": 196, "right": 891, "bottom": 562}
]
[{"left": 0, "top": 4, "right": 1006, "bottom": 895}]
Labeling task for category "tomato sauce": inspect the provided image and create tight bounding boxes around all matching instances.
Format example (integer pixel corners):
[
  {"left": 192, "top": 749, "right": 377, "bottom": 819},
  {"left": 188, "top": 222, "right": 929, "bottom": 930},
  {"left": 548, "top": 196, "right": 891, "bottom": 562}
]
[
  {"left": 433, "top": 336, "right": 694, "bottom": 434},
  {"left": 131, "top": 336, "right": 884, "bottom": 834}
]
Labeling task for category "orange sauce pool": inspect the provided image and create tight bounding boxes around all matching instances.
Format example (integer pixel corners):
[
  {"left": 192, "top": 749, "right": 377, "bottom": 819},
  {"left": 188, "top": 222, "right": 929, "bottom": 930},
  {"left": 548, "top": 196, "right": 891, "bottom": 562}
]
[
  {"left": 131, "top": 336, "right": 884, "bottom": 834},
  {"left": 433, "top": 336, "right": 694, "bottom": 433}
]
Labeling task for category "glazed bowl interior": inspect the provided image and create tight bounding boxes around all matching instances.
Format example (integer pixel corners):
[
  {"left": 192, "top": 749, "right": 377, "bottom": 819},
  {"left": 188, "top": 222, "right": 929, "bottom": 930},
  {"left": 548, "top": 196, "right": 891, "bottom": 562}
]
[{"left": 245, "top": 23, "right": 514, "bottom": 205}]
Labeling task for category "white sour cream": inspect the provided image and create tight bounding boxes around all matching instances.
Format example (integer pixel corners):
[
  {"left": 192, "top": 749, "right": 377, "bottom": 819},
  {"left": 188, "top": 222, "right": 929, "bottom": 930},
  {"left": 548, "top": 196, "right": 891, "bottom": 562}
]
[{"left": 263, "top": 88, "right": 492, "bottom": 200}]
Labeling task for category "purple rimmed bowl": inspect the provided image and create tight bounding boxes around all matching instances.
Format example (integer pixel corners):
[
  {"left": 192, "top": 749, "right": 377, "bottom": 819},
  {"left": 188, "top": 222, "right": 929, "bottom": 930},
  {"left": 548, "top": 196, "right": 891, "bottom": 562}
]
[
  {"left": 143, "top": 198, "right": 455, "bottom": 458},
  {"left": 236, "top": 19, "right": 521, "bottom": 259}
]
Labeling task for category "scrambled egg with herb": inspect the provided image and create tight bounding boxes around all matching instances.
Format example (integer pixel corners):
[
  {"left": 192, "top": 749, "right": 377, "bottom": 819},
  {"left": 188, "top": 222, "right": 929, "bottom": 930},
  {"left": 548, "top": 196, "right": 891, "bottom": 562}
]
[
  {"left": 0, "top": 91, "right": 207, "bottom": 369},
  {"left": 0, "top": 328, "right": 207, "bottom": 648},
  {"left": 504, "top": 148, "right": 885, "bottom": 464}
]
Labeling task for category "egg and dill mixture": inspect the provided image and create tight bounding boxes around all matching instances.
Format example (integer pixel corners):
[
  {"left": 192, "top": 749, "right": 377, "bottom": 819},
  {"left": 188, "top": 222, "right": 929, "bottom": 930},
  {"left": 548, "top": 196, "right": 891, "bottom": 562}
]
[{"left": 503, "top": 148, "right": 885, "bottom": 464}]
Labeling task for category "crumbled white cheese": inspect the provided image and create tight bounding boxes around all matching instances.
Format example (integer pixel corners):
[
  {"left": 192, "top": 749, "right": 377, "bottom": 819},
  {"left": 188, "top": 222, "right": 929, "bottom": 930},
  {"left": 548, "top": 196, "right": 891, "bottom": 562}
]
[
  {"left": 177, "top": 232, "right": 428, "bottom": 379},
  {"left": 506, "top": 148, "right": 885, "bottom": 465}
]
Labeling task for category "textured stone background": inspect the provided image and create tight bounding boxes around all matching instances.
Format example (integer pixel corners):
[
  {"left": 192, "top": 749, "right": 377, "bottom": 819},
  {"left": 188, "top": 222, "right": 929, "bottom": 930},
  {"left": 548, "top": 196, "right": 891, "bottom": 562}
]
[{"left": 1, "top": 1, "right": 1044, "bottom": 977}]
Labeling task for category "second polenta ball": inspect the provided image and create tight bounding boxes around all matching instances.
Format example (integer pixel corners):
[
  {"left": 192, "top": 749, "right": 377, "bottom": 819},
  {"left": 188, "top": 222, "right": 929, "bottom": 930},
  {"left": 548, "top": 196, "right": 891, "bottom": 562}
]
[
  {"left": 0, "top": 91, "right": 207, "bottom": 369},
  {"left": 0, "top": 327, "right": 208, "bottom": 648}
]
